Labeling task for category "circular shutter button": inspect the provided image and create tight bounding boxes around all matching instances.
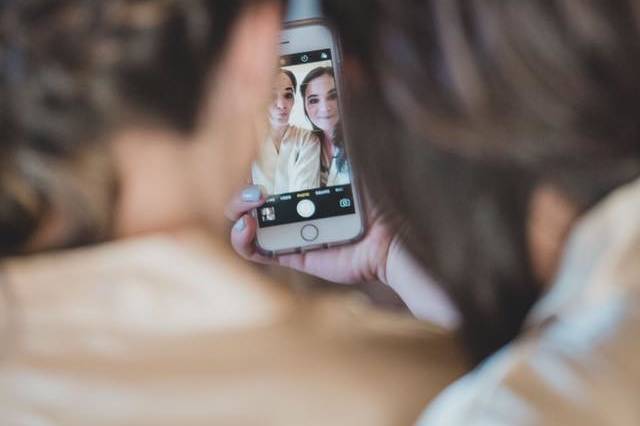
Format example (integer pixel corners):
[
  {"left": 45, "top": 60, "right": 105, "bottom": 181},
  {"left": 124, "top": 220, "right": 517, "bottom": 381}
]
[
  {"left": 296, "top": 199, "right": 316, "bottom": 218},
  {"left": 301, "top": 224, "right": 319, "bottom": 242}
]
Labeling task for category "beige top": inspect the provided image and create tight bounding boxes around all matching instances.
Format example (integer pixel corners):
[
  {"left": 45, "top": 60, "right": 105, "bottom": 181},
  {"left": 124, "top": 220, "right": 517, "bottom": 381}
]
[
  {"left": 419, "top": 177, "right": 640, "bottom": 425},
  {"left": 0, "top": 232, "right": 465, "bottom": 425},
  {"left": 252, "top": 125, "right": 321, "bottom": 195}
]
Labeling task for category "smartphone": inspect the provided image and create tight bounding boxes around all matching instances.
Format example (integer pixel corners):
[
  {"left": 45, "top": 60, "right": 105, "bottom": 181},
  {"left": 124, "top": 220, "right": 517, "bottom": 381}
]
[{"left": 252, "top": 19, "right": 366, "bottom": 255}]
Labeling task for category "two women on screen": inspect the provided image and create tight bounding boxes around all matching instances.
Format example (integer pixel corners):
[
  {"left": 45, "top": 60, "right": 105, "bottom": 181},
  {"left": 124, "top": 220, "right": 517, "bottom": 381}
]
[
  {"left": 252, "top": 66, "right": 350, "bottom": 195},
  {"left": 252, "top": 69, "right": 321, "bottom": 194}
]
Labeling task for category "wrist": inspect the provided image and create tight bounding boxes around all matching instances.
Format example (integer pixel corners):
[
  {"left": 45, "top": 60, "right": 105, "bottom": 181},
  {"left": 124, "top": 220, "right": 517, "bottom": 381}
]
[
  {"left": 382, "top": 237, "right": 460, "bottom": 329},
  {"left": 378, "top": 234, "right": 401, "bottom": 287}
]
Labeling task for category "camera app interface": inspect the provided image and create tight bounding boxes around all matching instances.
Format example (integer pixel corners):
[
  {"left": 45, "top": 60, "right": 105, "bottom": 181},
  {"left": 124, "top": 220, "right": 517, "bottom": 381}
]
[{"left": 253, "top": 49, "right": 355, "bottom": 228}]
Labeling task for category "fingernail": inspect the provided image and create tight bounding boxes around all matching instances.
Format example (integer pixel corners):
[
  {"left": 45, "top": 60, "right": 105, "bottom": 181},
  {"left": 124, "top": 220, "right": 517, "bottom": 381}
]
[
  {"left": 241, "top": 185, "right": 262, "bottom": 202},
  {"left": 233, "top": 217, "right": 246, "bottom": 232}
]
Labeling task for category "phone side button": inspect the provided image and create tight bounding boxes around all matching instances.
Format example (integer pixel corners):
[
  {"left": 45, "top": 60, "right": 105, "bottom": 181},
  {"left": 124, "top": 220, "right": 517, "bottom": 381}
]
[{"left": 301, "top": 224, "right": 319, "bottom": 242}]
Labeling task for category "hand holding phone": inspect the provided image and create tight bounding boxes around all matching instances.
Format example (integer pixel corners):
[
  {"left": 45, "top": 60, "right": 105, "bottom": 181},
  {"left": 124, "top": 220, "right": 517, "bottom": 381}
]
[
  {"left": 225, "top": 20, "right": 382, "bottom": 283},
  {"left": 251, "top": 19, "right": 366, "bottom": 255},
  {"left": 227, "top": 186, "right": 460, "bottom": 327},
  {"left": 226, "top": 186, "right": 393, "bottom": 285}
]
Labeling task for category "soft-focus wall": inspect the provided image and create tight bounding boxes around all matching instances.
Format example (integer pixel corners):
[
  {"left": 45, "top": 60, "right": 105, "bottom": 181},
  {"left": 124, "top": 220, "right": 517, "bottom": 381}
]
[{"left": 286, "top": 0, "right": 321, "bottom": 21}]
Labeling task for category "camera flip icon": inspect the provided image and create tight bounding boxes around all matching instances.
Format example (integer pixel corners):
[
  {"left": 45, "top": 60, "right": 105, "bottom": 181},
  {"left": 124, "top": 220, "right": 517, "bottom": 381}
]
[{"left": 339, "top": 198, "right": 352, "bottom": 208}]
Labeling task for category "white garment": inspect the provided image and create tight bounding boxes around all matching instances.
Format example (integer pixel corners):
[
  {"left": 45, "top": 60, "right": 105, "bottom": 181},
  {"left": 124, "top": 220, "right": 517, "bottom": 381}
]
[
  {"left": 320, "top": 144, "right": 352, "bottom": 188},
  {"left": 326, "top": 154, "right": 351, "bottom": 187},
  {"left": 418, "top": 177, "right": 640, "bottom": 425},
  {"left": 252, "top": 125, "right": 320, "bottom": 195}
]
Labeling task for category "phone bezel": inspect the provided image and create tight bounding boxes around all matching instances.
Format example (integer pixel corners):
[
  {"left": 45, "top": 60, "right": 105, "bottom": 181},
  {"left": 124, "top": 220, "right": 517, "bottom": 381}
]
[{"left": 254, "top": 19, "right": 366, "bottom": 256}]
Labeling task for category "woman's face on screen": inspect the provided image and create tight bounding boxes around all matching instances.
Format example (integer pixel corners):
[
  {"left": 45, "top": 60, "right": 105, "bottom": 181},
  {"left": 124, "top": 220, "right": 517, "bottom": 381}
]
[
  {"left": 268, "top": 72, "right": 295, "bottom": 128},
  {"left": 305, "top": 73, "right": 339, "bottom": 136}
]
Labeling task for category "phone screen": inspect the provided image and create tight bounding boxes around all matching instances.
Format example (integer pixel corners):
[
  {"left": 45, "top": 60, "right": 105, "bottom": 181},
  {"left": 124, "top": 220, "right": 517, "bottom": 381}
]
[{"left": 253, "top": 48, "right": 356, "bottom": 228}]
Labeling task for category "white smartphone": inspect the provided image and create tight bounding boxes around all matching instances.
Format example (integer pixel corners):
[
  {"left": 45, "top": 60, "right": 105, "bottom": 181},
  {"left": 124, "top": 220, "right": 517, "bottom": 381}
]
[{"left": 252, "top": 19, "right": 366, "bottom": 255}]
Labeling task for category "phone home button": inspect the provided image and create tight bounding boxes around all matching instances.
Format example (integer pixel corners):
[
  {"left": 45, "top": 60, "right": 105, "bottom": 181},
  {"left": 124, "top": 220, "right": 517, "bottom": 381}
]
[{"left": 301, "top": 224, "right": 319, "bottom": 242}]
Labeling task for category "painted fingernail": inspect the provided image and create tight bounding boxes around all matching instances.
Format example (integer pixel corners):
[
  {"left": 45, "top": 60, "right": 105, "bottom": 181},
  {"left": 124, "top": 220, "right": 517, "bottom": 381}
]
[
  {"left": 241, "top": 185, "right": 262, "bottom": 202},
  {"left": 233, "top": 217, "right": 247, "bottom": 232}
]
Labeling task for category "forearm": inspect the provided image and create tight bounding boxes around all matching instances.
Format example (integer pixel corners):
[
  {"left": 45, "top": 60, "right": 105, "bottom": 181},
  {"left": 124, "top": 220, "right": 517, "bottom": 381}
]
[{"left": 384, "top": 238, "right": 460, "bottom": 330}]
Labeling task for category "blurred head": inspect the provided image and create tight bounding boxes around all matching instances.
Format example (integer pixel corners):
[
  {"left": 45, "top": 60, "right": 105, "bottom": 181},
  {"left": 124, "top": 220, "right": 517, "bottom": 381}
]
[
  {"left": 322, "top": 0, "right": 640, "bottom": 362},
  {"left": 269, "top": 69, "right": 296, "bottom": 129},
  {"left": 0, "top": 0, "right": 285, "bottom": 255},
  {"left": 301, "top": 67, "right": 339, "bottom": 138}
]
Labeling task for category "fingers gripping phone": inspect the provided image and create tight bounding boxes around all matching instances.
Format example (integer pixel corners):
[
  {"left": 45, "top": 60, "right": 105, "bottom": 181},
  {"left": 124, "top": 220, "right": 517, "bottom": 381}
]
[{"left": 252, "top": 19, "right": 366, "bottom": 255}]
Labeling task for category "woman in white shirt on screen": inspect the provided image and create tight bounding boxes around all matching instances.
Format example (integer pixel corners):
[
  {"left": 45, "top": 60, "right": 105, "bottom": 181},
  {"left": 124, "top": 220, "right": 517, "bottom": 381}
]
[
  {"left": 300, "top": 67, "right": 351, "bottom": 187},
  {"left": 252, "top": 69, "right": 321, "bottom": 195}
]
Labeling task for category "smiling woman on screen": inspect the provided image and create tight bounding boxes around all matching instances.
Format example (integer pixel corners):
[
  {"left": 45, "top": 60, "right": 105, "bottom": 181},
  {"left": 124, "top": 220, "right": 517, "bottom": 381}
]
[{"left": 301, "top": 66, "right": 350, "bottom": 187}]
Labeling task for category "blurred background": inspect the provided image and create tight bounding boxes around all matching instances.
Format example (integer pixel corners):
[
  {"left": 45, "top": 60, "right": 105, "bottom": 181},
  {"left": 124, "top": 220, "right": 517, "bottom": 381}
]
[{"left": 286, "top": 0, "right": 322, "bottom": 21}]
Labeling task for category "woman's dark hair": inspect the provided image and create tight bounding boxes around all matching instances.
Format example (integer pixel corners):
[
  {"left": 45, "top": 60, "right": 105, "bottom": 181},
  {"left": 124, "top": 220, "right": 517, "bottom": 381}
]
[
  {"left": 322, "top": 0, "right": 640, "bottom": 363},
  {"left": 300, "top": 66, "right": 348, "bottom": 174},
  {"left": 0, "top": 0, "right": 284, "bottom": 257},
  {"left": 281, "top": 68, "right": 297, "bottom": 92}
]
